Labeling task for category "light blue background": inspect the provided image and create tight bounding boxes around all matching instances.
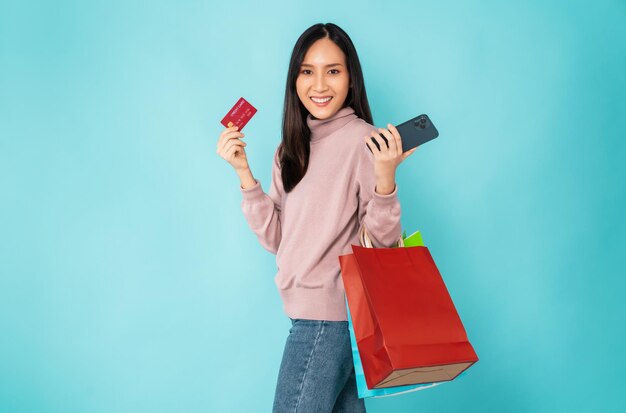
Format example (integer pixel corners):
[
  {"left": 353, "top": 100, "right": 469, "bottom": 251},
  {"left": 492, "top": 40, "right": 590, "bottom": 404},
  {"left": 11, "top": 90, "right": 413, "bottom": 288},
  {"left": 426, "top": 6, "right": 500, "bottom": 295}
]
[{"left": 1, "top": 0, "right": 625, "bottom": 412}]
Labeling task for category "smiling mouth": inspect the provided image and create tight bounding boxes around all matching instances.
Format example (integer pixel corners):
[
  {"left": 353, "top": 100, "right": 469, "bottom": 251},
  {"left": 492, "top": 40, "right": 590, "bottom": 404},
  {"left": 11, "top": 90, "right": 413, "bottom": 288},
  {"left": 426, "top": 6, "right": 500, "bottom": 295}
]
[{"left": 311, "top": 96, "right": 333, "bottom": 104}]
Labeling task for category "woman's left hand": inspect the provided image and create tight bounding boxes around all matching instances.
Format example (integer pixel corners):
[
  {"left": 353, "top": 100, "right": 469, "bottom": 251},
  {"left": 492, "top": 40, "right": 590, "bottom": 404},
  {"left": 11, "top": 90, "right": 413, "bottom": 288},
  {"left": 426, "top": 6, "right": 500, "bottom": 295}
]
[{"left": 364, "top": 123, "right": 418, "bottom": 182}]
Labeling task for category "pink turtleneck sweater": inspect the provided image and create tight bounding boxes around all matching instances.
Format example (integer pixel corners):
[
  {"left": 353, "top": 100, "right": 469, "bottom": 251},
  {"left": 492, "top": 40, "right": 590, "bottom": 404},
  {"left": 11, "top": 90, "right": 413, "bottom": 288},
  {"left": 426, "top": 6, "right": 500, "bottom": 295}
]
[{"left": 239, "top": 106, "right": 402, "bottom": 321}]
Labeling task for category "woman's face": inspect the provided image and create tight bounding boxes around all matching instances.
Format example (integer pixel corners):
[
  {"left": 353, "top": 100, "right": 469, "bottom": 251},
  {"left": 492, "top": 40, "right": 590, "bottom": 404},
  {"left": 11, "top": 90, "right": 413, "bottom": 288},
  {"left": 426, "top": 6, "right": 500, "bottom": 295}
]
[{"left": 296, "top": 38, "right": 351, "bottom": 120}]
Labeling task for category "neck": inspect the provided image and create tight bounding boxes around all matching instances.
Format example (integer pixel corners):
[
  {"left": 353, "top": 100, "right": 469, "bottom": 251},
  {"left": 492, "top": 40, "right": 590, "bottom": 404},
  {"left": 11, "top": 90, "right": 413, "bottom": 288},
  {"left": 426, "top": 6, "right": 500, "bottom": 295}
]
[{"left": 307, "top": 106, "right": 358, "bottom": 143}]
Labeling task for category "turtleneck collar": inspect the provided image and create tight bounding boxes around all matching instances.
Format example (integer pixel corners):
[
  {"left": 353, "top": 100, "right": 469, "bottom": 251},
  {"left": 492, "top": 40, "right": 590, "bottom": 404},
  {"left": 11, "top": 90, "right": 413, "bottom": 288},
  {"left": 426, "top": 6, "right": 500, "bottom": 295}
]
[{"left": 306, "top": 106, "right": 358, "bottom": 143}]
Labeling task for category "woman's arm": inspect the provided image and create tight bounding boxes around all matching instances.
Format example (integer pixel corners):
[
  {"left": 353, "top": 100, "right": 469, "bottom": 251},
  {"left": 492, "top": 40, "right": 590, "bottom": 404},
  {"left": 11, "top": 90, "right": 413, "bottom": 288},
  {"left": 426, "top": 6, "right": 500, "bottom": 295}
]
[
  {"left": 240, "top": 147, "right": 283, "bottom": 254},
  {"left": 237, "top": 167, "right": 257, "bottom": 190},
  {"left": 356, "top": 142, "right": 402, "bottom": 248}
]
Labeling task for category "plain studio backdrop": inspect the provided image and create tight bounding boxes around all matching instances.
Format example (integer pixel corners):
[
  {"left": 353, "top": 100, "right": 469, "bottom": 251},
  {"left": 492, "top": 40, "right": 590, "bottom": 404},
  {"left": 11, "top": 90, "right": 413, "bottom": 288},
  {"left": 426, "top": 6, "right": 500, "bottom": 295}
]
[{"left": 1, "top": 0, "right": 625, "bottom": 412}]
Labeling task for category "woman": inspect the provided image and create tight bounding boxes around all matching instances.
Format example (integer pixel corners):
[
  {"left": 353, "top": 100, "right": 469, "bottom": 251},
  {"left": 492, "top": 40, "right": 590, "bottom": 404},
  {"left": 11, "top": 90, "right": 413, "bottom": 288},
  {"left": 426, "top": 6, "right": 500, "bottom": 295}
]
[{"left": 217, "top": 22, "right": 417, "bottom": 412}]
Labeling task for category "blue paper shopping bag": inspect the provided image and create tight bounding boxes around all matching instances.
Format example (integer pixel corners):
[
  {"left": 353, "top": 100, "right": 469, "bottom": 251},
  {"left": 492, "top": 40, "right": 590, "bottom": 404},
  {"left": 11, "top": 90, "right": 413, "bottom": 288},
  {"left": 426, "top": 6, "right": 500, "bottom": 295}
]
[{"left": 345, "top": 302, "right": 444, "bottom": 398}]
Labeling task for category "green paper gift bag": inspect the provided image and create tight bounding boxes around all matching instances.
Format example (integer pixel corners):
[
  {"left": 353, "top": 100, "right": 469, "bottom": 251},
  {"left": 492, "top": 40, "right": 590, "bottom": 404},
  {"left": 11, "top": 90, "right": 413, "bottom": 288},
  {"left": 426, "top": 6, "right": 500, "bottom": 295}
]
[{"left": 401, "top": 229, "right": 425, "bottom": 247}]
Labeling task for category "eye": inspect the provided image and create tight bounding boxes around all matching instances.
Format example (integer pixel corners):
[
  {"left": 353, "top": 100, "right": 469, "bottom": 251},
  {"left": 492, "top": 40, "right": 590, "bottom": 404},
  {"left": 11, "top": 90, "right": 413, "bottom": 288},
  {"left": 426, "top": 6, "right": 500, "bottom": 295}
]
[{"left": 300, "top": 69, "right": 340, "bottom": 75}]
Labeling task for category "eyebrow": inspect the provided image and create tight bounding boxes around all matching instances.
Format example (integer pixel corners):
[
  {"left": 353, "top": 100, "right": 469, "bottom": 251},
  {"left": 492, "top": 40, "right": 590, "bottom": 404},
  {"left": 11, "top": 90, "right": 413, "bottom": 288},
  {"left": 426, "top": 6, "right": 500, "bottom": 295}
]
[{"left": 300, "top": 63, "right": 344, "bottom": 68}]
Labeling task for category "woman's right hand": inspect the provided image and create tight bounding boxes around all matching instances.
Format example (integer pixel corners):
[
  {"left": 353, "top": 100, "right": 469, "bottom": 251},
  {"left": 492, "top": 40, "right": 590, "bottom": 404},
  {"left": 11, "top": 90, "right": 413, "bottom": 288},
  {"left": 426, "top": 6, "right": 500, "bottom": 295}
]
[{"left": 216, "top": 125, "right": 249, "bottom": 171}]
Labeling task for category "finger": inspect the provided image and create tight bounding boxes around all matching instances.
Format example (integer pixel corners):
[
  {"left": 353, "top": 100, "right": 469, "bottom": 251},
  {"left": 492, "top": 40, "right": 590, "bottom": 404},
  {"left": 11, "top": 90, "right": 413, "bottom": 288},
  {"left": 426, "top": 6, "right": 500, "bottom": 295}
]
[
  {"left": 371, "top": 129, "right": 388, "bottom": 150},
  {"left": 222, "top": 142, "right": 246, "bottom": 160},
  {"left": 217, "top": 131, "right": 245, "bottom": 152},
  {"left": 378, "top": 127, "right": 397, "bottom": 155},
  {"left": 401, "top": 146, "right": 418, "bottom": 160},
  {"left": 219, "top": 138, "right": 246, "bottom": 155},
  {"left": 363, "top": 136, "right": 378, "bottom": 157},
  {"left": 387, "top": 123, "right": 403, "bottom": 153},
  {"left": 225, "top": 143, "right": 244, "bottom": 158},
  {"left": 224, "top": 138, "right": 247, "bottom": 152},
  {"left": 218, "top": 126, "right": 241, "bottom": 146},
  {"left": 220, "top": 125, "right": 239, "bottom": 139},
  {"left": 220, "top": 130, "right": 244, "bottom": 145},
  {"left": 371, "top": 129, "right": 387, "bottom": 149},
  {"left": 365, "top": 132, "right": 383, "bottom": 154}
]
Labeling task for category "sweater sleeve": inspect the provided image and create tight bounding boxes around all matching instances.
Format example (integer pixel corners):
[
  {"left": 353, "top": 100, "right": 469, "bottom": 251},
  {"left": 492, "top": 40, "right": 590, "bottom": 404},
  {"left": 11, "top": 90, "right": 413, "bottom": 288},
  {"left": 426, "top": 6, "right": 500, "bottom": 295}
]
[
  {"left": 355, "top": 142, "right": 402, "bottom": 248},
  {"left": 240, "top": 147, "right": 283, "bottom": 254}
]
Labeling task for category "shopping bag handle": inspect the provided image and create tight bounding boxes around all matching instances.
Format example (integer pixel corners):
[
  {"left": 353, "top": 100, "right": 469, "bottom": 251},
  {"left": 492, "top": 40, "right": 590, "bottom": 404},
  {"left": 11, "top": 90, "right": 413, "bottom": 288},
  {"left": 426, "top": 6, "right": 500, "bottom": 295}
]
[{"left": 359, "top": 223, "right": 405, "bottom": 248}]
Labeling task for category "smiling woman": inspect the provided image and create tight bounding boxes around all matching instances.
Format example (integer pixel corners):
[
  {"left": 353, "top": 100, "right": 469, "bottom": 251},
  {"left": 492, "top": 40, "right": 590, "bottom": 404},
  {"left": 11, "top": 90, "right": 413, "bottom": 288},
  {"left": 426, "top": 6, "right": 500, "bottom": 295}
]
[
  {"left": 278, "top": 24, "right": 375, "bottom": 193},
  {"left": 296, "top": 41, "right": 352, "bottom": 116},
  {"left": 230, "top": 22, "right": 415, "bottom": 413}
]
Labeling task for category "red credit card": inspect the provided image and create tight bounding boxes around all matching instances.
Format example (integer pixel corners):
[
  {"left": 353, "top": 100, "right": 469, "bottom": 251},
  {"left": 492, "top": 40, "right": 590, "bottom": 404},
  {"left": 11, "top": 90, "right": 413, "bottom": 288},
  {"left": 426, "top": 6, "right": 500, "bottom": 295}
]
[{"left": 220, "top": 97, "right": 257, "bottom": 131}]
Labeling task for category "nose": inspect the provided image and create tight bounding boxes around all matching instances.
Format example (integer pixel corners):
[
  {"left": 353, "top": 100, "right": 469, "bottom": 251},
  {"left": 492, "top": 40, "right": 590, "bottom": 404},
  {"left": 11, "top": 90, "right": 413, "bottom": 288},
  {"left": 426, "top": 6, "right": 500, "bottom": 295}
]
[{"left": 313, "top": 72, "right": 327, "bottom": 92}]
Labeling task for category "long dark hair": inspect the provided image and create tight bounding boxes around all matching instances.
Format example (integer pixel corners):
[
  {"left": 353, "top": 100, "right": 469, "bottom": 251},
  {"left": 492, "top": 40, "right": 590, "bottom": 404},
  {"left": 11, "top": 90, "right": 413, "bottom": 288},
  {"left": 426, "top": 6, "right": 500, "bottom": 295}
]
[{"left": 278, "top": 23, "right": 373, "bottom": 193}]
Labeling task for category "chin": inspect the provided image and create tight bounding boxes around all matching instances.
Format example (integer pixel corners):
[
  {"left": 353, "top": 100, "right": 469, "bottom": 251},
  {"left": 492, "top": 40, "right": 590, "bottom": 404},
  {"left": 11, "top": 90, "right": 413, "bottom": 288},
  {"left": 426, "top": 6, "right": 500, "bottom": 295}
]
[{"left": 307, "top": 102, "right": 341, "bottom": 119}]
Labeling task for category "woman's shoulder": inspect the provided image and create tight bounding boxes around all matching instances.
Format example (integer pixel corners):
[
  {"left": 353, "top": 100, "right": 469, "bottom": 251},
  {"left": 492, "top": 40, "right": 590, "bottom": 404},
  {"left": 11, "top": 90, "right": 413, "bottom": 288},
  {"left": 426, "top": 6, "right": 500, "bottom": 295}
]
[
  {"left": 345, "top": 117, "right": 377, "bottom": 160},
  {"left": 348, "top": 117, "right": 376, "bottom": 136}
]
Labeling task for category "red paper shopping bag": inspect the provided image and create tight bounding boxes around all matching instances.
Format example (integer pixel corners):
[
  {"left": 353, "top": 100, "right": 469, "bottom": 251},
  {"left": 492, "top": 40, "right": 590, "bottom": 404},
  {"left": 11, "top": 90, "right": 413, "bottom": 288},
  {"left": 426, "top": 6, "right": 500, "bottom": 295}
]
[{"left": 339, "top": 224, "right": 478, "bottom": 389}]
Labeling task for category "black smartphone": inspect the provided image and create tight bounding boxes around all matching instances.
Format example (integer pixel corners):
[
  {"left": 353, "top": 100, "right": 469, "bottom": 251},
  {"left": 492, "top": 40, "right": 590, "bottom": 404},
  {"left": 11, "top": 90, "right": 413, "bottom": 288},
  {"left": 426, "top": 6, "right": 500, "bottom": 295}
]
[{"left": 367, "top": 114, "right": 439, "bottom": 154}]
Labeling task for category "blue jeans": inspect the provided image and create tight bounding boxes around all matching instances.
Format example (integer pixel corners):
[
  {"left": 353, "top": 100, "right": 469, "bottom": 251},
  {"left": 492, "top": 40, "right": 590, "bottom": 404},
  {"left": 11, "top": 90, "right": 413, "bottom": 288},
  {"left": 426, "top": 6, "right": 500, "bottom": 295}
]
[{"left": 272, "top": 318, "right": 366, "bottom": 413}]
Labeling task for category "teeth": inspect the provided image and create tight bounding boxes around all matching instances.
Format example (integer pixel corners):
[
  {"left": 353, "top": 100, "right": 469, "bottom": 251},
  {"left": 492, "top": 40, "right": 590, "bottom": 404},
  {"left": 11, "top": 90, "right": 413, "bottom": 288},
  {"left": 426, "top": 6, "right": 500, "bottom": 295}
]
[{"left": 312, "top": 97, "right": 332, "bottom": 103}]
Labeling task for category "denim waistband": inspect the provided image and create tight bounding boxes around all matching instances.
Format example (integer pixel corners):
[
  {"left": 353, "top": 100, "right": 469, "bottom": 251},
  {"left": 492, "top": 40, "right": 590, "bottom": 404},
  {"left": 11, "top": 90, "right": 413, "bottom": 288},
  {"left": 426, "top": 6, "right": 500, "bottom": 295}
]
[{"left": 289, "top": 317, "right": 348, "bottom": 325}]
